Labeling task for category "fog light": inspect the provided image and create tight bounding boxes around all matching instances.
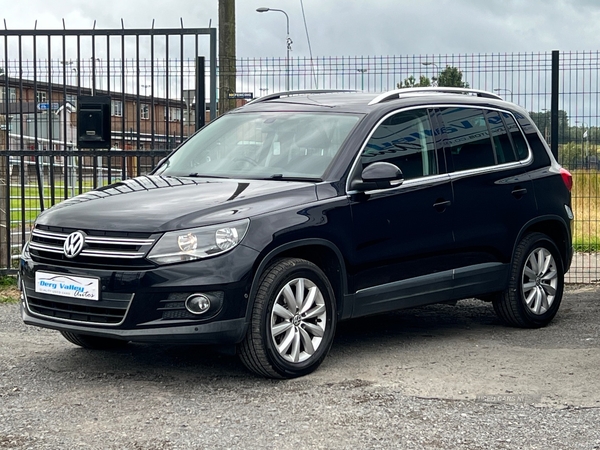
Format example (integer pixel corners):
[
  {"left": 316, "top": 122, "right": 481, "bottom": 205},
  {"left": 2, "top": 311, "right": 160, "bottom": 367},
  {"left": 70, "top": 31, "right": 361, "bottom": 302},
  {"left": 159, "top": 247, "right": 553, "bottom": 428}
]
[{"left": 185, "top": 294, "right": 211, "bottom": 315}]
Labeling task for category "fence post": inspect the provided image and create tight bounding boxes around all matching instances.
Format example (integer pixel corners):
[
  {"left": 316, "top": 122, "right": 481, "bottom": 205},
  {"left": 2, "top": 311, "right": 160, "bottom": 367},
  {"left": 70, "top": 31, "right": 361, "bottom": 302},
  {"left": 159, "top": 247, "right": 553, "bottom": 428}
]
[
  {"left": 0, "top": 115, "right": 7, "bottom": 270},
  {"left": 550, "top": 50, "right": 560, "bottom": 160},
  {"left": 196, "top": 56, "right": 206, "bottom": 129}
]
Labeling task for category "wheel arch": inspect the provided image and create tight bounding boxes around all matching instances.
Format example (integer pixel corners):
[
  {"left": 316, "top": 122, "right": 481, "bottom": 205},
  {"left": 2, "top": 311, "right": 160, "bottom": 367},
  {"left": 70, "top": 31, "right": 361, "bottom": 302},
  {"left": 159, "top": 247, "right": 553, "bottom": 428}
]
[
  {"left": 514, "top": 215, "right": 572, "bottom": 270},
  {"left": 245, "top": 239, "right": 348, "bottom": 322}
]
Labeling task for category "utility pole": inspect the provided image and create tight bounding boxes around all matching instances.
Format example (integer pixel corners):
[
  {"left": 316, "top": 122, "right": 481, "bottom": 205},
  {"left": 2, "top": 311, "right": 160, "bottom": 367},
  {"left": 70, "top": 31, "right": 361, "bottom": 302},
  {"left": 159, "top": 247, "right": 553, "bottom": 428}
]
[{"left": 219, "top": 0, "right": 237, "bottom": 115}]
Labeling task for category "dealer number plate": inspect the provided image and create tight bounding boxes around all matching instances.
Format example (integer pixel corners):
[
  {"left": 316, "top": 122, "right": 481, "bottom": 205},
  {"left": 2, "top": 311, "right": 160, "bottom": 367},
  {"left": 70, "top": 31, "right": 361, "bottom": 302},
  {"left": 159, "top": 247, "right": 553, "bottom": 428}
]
[{"left": 35, "top": 271, "right": 100, "bottom": 301}]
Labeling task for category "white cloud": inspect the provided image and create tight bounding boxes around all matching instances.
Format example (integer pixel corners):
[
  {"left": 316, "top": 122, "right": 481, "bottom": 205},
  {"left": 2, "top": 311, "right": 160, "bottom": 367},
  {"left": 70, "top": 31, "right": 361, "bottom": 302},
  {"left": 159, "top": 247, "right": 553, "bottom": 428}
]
[{"left": 3, "top": 0, "right": 600, "bottom": 57}]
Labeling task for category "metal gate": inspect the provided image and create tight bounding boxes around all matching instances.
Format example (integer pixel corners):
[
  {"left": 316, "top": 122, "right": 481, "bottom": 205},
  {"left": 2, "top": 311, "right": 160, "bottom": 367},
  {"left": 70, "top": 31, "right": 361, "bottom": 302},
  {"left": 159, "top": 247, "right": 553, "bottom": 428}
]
[{"left": 0, "top": 25, "right": 218, "bottom": 272}]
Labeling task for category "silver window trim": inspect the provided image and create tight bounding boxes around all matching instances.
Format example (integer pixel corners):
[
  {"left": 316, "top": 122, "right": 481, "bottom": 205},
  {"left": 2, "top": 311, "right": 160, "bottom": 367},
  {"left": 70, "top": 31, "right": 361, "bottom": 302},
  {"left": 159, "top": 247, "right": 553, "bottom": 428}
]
[
  {"left": 345, "top": 104, "right": 534, "bottom": 195},
  {"left": 347, "top": 173, "right": 452, "bottom": 196}
]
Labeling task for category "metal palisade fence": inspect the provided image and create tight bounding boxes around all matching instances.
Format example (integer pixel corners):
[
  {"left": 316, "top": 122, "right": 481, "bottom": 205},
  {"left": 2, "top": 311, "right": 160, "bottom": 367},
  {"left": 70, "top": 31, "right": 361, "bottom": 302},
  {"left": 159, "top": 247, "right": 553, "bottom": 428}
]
[
  {"left": 0, "top": 25, "right": 218, "bottom": 272},
  {"left": 1, "top": 45, "right": 599, "bottom": 281}
]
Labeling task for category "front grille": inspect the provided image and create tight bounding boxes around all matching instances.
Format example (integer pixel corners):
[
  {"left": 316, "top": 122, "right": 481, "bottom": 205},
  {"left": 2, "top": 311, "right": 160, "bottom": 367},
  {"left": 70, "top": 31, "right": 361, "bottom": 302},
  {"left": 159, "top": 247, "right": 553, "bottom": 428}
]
[
  {"left": 29, "top": 225, "right": 158, "bottom": 268},
  {"left": 26, "top": 294, "right": 132, "bottom": 325}
]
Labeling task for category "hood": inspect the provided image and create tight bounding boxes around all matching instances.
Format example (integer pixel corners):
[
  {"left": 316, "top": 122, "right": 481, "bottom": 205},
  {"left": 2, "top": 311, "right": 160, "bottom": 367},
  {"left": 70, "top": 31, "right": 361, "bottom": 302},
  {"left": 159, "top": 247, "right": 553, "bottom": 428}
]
[{"left": 36, "top": 175, "right": 318, "bottom": 232}]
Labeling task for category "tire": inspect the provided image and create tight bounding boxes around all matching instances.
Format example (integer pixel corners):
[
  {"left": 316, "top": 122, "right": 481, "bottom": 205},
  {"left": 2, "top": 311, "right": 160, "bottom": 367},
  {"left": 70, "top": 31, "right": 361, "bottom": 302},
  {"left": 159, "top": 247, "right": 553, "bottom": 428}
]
[
  {"left": 238, "top": 258, "right": 337, "bottom": 379},
  {"left": 493, "top": 232, "right": 564, "bottom": 328},
  {"left": 60, "top": 331, "right": 129, "bottom": 350}
]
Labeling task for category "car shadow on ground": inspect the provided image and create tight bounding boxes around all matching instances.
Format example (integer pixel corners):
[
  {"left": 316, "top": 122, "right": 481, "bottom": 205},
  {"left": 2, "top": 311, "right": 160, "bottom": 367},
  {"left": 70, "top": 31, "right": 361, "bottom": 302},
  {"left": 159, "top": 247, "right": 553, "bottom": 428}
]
[{"left": 26, "top": 299, "right": 506, "bottom": 384}]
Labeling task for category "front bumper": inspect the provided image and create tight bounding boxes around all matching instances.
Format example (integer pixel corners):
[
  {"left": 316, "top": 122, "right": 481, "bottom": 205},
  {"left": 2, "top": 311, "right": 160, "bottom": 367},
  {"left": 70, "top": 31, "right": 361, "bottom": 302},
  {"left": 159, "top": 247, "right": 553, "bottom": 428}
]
[
  {"left": 20, "top": 244, "right": 259, "bottom": 345},
  {"left": 21, "top": 303, "right": 247, "bottom": 344}
]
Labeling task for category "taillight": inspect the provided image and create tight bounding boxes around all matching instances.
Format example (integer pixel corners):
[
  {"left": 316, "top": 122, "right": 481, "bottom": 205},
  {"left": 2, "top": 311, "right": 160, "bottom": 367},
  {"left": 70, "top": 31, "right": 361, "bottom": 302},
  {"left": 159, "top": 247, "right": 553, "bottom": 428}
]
[{"left": 559, "top": 168, "right": 573, "bottom": 192}]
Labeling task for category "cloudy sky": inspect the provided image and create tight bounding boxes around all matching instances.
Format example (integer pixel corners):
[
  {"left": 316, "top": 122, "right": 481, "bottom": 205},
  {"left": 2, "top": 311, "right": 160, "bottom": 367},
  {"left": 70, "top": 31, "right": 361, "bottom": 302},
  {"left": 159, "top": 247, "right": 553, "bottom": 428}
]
[{"left": 2, "top": 0, "right": 600, "bottom": 57}]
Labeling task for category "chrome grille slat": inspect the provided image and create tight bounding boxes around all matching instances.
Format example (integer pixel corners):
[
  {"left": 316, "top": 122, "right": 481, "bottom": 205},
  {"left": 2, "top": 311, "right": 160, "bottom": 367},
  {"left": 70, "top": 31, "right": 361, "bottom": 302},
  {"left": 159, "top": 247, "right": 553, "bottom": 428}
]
[
  {"left": 29, "top": 242, "right": 65, "bottom": 254},
  {"left": 84, "top": 236, "right": 154, "bottom": 246},
  {"left": 30, "top": 226, "right": 157, "bottom": 265},
  {"left": 80, "top": 249, "right": 146, "bottom": 259}
]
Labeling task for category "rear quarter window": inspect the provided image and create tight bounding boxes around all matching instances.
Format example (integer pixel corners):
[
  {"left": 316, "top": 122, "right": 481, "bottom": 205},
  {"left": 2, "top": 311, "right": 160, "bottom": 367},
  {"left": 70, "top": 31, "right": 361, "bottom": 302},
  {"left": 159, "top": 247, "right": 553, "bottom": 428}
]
[{"left": 513, "top": 111, "right": 551, "bottom": 167}]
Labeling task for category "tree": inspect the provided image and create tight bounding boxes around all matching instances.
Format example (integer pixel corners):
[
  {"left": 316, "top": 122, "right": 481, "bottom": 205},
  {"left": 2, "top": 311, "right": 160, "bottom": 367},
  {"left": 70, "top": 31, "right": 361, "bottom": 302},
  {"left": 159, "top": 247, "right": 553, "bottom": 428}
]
[
  {"left": 396, "top": 66, "right": 468, "bottom": 89},
  {"left": 436, "top": 66, "right": 469, "bottom": 88},
  {"left": 397, "top": 75, "right": 431, "bottom": 89},
  {"left": 529, "top": 109, "right": 571, "bottom": 145}
]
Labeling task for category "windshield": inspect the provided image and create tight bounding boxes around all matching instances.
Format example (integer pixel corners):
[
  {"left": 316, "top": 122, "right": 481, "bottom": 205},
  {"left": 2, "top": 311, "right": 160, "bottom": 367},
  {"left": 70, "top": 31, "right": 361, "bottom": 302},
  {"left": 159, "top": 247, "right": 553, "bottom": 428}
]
[{"left": 154, "top": 112, "right": 361, "bottom": 180}]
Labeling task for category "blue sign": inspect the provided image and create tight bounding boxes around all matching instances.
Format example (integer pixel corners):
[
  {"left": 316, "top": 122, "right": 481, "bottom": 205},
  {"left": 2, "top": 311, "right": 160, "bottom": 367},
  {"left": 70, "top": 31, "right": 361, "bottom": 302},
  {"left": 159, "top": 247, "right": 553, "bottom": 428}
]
[{"left": 37, "top": 102, "right": 60, "bottom": 111}]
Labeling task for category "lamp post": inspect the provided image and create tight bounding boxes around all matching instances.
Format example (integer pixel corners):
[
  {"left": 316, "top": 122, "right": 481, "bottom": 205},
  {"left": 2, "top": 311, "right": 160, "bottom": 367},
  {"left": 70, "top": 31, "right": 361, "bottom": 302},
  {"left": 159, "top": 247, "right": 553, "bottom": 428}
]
[
  {"left": 493, "top": 88, "right": 513, "bottom": 102},
  {"left": 541, "top": 109, "right": 550, "bottom": 143},
  {"left": 257, "top": 7, "right": 292, "bottom": 91},
  {"left": 421, "top": 62, "right": 439, "bottom": 86},
  {"left": 576, "top": 120, "right": 589, "bottom": 169},
  {"left": 357, "top": 69, "right": 368, "bottom": 91},
  {"left": 89, "top": 57, "right": 102, "bottom": 94}
]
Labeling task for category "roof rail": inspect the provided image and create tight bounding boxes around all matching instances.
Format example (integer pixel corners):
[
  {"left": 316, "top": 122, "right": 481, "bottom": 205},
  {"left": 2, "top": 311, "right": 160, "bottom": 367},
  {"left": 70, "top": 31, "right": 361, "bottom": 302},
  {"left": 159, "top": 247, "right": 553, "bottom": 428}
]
[
  {"left": 248, "top": 89, "right": 358, "bottom": 105},
  {"left": 368, "top": 87, "right": 503, "bottom": 106}
]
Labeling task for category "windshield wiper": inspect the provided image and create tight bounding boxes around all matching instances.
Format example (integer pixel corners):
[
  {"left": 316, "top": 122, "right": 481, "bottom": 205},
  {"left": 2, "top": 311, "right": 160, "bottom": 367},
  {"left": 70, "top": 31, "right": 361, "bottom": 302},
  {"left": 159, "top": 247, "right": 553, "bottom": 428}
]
[
  {"left": 263, "top": 174, "right": 322, "bottom": 182},
  {"left": 186, "top": 173, "right": 230, "bottom": 179}
]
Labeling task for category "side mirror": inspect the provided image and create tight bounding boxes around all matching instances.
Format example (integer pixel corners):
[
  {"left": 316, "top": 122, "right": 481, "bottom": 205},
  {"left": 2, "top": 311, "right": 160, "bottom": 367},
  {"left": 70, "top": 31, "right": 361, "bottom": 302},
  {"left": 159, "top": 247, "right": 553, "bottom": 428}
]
[{"left": 350, "top": 162, "right": 404, "bottom": 191}]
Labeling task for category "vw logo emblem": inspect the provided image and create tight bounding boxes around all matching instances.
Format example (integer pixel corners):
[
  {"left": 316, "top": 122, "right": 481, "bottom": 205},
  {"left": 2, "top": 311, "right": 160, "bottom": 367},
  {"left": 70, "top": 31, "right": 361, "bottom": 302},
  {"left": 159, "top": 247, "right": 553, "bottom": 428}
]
[{"left": 63, "top": 231, "right": 86, "bottom": 258}]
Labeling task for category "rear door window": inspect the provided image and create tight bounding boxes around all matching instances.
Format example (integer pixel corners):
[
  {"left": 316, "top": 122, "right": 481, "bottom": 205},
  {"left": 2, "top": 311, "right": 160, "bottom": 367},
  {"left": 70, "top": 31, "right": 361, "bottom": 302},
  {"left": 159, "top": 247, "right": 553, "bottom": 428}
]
[
  {"left": 440, "top": 107, "right": 496, "bottom": 171},
  {"left": 501, "top": 112, "right": 530, "bottom": 161},
  {"left": 485, "top": 110, "right": 517, "bottom": 164}
]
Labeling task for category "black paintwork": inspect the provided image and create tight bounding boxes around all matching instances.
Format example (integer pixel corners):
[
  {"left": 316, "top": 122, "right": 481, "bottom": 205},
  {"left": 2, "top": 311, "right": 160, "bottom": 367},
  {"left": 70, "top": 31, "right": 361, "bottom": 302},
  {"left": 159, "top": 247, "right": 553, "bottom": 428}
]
[{"left": 20, "top": 91, "right": 573, "bottom": 345}]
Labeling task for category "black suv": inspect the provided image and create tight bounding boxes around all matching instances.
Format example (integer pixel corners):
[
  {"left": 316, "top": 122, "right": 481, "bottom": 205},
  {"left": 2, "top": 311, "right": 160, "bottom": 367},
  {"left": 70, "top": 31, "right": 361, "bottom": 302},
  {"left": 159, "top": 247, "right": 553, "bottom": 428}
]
[{"left": 20, "top": 88, "right": 573, "bottom": 378}]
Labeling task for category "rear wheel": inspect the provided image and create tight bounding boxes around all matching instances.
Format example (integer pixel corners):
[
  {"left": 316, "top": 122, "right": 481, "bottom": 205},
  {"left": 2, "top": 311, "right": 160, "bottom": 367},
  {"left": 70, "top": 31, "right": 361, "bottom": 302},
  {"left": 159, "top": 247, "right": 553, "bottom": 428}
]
[
  {"left": 493, "top": 232, "right": 564, "bottom": 328},
  {"left": 239, "top": 258, "right": 337, "bottom": 379},
  {"left": 60, "top": 331, "right": 129, "bottom": 350}
]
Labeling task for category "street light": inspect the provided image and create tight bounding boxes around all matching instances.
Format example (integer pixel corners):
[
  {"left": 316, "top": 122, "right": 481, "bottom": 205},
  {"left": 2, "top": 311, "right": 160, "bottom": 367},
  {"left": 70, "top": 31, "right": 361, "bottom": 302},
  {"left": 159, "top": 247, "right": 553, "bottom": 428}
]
[
  {"left": 257, "top": 7, "right": 292, "bottom": 91},
  {"left": 576, "top": 120, "right": 589, "bottom": 168},
  {"left": 357, "top": 69, "right": 368, "bottom": 91},
  {"left": 421, "top": 62, "right": 439, "bottom": 86},
  {"left": 90, "top": 57, "right": 101, "bottom": 94},
  {"left": 493, "top": 88, "right": 513, "bottom": 102}
]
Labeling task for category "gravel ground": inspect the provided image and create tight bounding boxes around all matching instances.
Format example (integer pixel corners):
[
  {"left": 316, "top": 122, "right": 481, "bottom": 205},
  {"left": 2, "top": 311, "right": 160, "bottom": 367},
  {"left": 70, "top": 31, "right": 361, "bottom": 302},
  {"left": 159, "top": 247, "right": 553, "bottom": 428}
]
[{"left": 1, "top": 285, "right": 600, "bottom": 449}]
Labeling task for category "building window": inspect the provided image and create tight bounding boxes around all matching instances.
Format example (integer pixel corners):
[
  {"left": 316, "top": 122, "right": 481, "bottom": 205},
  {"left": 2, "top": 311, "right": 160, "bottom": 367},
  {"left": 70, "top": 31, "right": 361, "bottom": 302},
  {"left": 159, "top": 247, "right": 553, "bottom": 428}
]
[
  {"left": 66, "top": 94, "right": 77, "bottom": 107},
  {"left": 36, "top": 91, "right": 47, "bottom": 103},
  {"left": 164, "top": 107, "right": 182, "bottom": 122},
  {"left": 0, "top": 87, "right": 16, "bottom": 103},
  {"left": 112, "top": 100, "right": 123, "bottom": 117},
  {"left": 141, "top": 104, "right": 149, "bottom": 120}
]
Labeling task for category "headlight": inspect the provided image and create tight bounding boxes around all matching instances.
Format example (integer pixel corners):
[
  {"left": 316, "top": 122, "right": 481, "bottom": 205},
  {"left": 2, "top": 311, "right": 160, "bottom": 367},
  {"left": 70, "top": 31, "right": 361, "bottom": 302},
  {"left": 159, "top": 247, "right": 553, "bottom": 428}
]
[{"left": 147, "top": 219, "right": 250, "bottom": 265}]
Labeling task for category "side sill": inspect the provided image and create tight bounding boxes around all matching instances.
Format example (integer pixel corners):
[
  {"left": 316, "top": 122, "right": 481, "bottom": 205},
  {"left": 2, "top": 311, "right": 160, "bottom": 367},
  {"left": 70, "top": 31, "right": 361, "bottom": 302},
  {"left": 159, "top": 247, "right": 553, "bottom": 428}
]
[{"left": 350, "top": 263, "right": 508, "bottom": 319}]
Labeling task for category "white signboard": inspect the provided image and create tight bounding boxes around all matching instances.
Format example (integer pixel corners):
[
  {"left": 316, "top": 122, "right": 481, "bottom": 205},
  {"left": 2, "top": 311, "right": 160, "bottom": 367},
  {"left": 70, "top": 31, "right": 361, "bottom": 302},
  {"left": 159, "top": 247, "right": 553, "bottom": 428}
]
[{"left": 35, "top": 271, "right": 100, "bottom": 301}]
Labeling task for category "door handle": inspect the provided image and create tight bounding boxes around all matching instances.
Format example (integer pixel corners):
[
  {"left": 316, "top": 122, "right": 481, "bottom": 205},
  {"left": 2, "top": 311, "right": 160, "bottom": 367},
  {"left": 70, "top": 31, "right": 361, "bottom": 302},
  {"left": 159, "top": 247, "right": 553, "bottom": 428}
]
[
  {"left": 511, "top": 187, "right": 528, "bottom": 199},
  {"left": 433, "top": 199, "right": 451, "bottom": 212}
]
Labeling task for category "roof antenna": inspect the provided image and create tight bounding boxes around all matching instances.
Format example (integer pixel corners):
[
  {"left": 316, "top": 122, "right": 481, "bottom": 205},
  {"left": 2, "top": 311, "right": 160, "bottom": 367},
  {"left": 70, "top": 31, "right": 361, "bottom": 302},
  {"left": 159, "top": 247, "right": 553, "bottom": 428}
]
[
  {"left": 208, "top": 19, "right": 212, "bottom": 28},
  {"left": 93, "top": 20, "right": 96, "bottom": 30},
  {"left": 3, "top": 19, "right": 7, "bottom": 30},
  {"left": 121, "top": 18, "right": 125, "bottom": 29},
  {"left": 62, "top": 18, "right": 66, "bottom": 30},
  {"left": 34, "top": 20, "right": 37, "bottom": 30},
  {"left": 152, "top": 19, "right": 155, "bottom": 30},
  {"left": 180, "top": 17, "right": 184, "bottom": 28}
]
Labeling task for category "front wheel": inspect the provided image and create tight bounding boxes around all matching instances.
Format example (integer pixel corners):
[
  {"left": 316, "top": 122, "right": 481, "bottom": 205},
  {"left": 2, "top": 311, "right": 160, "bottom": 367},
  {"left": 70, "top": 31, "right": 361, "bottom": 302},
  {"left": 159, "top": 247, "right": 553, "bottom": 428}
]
[
  {"left": 493, "top": 232, "right": 565, "bottom": 328},
  {"left": 239, "top": 258, "right": 337, "bottom": 379}
]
